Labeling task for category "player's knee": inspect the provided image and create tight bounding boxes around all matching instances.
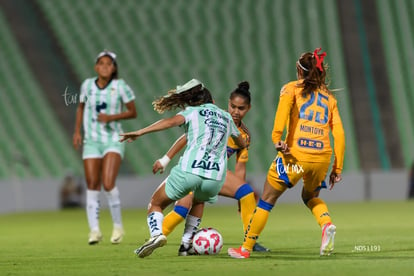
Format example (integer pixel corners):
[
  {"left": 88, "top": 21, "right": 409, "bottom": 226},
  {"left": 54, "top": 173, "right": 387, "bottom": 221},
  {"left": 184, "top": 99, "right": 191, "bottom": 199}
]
[
  {"left": 175, "top": 198, "right": 193, "bottom": 209},
  {"left": 85, "top": 177, "right": 100, "bottom": 189},
  {"left": 301, "top": 188, "right": 320, "bottom": 206},
  {"left": 103, "top": 185, "right": 115, "bottom": 192},
  {"left": 302, "top": 196, "right": 320, "bottom": 207},
  {"left": 302, "top": 194, "right": 316, "bottom": 206}
]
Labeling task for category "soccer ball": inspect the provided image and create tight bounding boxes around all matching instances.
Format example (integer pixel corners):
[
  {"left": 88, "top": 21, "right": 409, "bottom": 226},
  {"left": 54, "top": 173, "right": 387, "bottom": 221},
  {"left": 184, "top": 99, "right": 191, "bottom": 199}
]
[{"left": 192, "top": 227, "right": 223, "bottom": 255}]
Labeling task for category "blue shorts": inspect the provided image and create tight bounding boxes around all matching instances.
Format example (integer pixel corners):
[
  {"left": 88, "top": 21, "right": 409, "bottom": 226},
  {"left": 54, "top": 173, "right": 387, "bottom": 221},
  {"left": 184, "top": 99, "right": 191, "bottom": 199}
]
[
  {"left": 82, "top": 139, "right": 125, "bottom": 159},
  {"left": 165, "top": 165, "right": 225, "bottom": 203}
]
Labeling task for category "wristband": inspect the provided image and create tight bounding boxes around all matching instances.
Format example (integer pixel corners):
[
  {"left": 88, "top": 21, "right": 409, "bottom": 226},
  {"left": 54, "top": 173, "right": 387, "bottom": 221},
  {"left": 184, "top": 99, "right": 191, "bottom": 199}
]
[{"left": 158, "top": 155, "right": 171, "bottom": 168}]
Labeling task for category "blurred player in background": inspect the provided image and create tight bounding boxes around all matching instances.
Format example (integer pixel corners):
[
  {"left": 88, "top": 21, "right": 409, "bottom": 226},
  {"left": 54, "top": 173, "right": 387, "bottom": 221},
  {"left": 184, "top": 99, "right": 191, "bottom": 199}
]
[
  {"left": 73, "top": 50, "right": 137, "bottom": 245},
  {"left": 155, "top": 81, "right": 269, "bottom": 255},
  {"left": 119, "top": 79, "right": 246, "bottom": 258},
  {"left": 228, "top": 48, "right": 345, "bottom": 258},
  {"left": 60, "top": 172, "right": 83, "bottom": 209}
]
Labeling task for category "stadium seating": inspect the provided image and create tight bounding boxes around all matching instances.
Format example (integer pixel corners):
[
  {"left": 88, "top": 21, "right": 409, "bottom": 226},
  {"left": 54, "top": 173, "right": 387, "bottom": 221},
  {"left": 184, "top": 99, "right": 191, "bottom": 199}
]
[
  {"left": 0, "top": 9, "right": 82, "bottom": 178},
  {"left": 377, "top": 0, "right": 414, "bottom": 167},
  {"left": 14, "top": 0, "right": 414, "bottom": 174},
  {"left": 35, "top": 0, "right": 361, "bottom": 175}
]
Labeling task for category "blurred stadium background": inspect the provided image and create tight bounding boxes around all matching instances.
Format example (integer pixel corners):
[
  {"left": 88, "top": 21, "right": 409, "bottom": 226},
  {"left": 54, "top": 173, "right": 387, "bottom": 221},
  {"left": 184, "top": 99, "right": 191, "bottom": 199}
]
[{"left": 0, "top": 0, "right": 412, "bottom": 213}]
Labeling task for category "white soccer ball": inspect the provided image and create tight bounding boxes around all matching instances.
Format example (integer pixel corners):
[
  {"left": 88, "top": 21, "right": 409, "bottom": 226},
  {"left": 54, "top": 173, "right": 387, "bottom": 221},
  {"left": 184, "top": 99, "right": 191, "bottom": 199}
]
[{"left": 192, "top": 227, "right": 223, "bottom": 255}]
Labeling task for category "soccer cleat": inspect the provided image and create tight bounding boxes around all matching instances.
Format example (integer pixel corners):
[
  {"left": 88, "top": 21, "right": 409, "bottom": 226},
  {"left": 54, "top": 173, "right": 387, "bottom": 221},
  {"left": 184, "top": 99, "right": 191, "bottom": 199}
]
[
  {"left": 88, "top": 230, "right": 103, "bottom": 245},
  {"left": 227, "top": 246, "right": 250, "bottom": 259},
  {"left": 320, "top": 223, "right": 336, "bottom": 256},
  {"left": 253, "top": 242, "right": 270, "bottom": 252},
  {"left": 134, "top": 234, "right": 167, "bottom": 258},
  {"left": 178, "top": 243, "right": 197, "bottom": 256},
  {"left": 110, "top": 227, "right": 125, "bottom": 244}
]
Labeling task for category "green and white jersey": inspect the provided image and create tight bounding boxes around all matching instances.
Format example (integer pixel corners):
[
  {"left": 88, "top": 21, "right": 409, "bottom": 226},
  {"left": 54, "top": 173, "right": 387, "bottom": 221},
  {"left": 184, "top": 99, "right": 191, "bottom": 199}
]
[
  {"left": 80, "top": 78, "right": 135, "bottom": 142},
  {"left": 177, "top": 103, "right": 240, "bottom": 180}
]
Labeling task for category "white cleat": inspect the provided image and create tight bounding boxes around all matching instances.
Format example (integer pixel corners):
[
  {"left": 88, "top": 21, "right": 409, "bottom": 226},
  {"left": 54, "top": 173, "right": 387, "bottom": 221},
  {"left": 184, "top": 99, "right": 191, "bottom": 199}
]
[
  {"left": 110, "top": 227, "right": 125, "bottom": 244},
  {"left": 320, "top": 223, "right": 336, "bottom": 256},
  {"left": 88, "top": 230, "right": 103, "bottom": 245},
  {"left": 134, "top": 234, "right": 167, "bottom": 258}
]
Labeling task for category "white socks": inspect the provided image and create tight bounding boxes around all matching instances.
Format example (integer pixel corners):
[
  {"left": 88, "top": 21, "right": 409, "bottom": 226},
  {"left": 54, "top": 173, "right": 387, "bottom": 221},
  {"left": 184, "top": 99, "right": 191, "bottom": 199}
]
[
  {"left": 86, "top": 190, "right": 100, "bottom": 232},
  {"left": 182, "top": 215, "right": 201, "bottom": 246},
  {"left": 147, "top": 211, "right": 164, "bottom": 237},
  {"left": 86, "top": 187, "right": 123, "bottom": 232},
  {"left": 105, "top": 187, "right": 123, "bottom": 229}
]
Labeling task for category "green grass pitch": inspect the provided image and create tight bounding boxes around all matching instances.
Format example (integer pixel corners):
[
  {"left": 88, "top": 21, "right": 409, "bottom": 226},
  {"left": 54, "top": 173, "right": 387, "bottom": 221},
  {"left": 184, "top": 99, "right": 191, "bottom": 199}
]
[{"left": 1, "top": 201, "right": 413, "bottom": 275}]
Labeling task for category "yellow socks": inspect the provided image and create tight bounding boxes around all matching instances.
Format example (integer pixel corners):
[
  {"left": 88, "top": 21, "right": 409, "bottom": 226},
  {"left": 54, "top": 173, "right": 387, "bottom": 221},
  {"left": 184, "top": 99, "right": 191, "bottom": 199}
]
[
  {"left": 306, "top": 198, "right": 331, "bottom": 228},
  {"left": 234, "top": 184, "right": 256, "bottom": 233},
  {"left": 162, "top": 206, "right": 189, "bottom": 236},
  {"left": 241, "top": 197, "right": 331, "bottom": 252},
  {"left": 239, "top": 192, "right": 257, "bottom": 232},
  {"left": 242, "top": 199, "right": 273, "bottom": 251}
]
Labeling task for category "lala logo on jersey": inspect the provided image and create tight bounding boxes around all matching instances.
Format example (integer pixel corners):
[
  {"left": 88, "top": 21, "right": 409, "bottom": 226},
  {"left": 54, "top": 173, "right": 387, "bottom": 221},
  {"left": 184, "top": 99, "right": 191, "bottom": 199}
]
[{"left": 191, "top": 160, "right": 220, "bottom": 171}]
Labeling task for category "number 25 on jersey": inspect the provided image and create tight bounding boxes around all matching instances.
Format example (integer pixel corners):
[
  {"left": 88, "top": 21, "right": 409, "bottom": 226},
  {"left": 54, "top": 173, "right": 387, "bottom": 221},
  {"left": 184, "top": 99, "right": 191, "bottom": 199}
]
[{"left": 299, "top": 92, "right": 328, "bottom": 124}]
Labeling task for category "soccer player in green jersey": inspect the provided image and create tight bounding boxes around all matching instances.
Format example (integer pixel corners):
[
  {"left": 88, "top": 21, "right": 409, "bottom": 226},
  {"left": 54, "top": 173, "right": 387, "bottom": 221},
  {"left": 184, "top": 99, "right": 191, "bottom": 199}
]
[
  {"left": 120, "top": 79, "right": 246, "bottom": 258},
  {"left": 73, "top": 50, "right": 137, "bottom": 245},
  {"left": 155, "top": 81, "right": 269, "bottom": 255}
]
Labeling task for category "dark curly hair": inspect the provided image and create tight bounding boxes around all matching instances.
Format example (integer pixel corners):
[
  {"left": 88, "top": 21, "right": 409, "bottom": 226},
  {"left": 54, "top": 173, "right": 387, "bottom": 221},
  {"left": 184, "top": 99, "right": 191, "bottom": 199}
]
[{"left": 152, "top": 84, "right": 213, "bottom": 114}]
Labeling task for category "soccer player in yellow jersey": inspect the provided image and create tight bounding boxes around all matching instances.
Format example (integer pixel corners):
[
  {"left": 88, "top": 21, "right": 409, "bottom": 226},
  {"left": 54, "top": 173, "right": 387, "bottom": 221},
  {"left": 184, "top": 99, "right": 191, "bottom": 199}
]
[
  {"left": 154, "top": 82, "right": 269, "bottom": 254},
  {"left": 228, "top": 48, "right": 345, "bottom": 258}
]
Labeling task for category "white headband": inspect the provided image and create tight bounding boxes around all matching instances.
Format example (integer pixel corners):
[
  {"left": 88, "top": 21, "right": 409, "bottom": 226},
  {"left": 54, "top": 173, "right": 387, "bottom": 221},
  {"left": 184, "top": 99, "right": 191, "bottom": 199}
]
[
  {"left": 96, "top": 50, "right": 117, "bottom": 62},
  {"left": 297, "top": 60, "right": 309, "bottom": 72},
  {"left": 176, "top": 79, "right": 204, "bottom": 94}
]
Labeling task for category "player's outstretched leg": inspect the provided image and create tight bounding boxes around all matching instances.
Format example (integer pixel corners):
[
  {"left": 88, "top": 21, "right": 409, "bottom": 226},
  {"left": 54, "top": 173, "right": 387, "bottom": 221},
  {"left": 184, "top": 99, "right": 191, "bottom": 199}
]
[
  {"left": 228, "top": 199, "right": 274, "bottom": 259},
  {"left": 234, "top": 183, "right": 270, "bottom": 252},
  {"left": 135, "top": 211, "right": 167, "bottom": 258}
]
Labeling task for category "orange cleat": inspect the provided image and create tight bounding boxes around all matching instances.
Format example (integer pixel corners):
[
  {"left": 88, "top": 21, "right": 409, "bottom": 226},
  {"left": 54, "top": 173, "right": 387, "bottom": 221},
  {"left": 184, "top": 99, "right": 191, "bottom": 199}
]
[{"left": 228, "top": 246, "right": 251, "bottom": 259}]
